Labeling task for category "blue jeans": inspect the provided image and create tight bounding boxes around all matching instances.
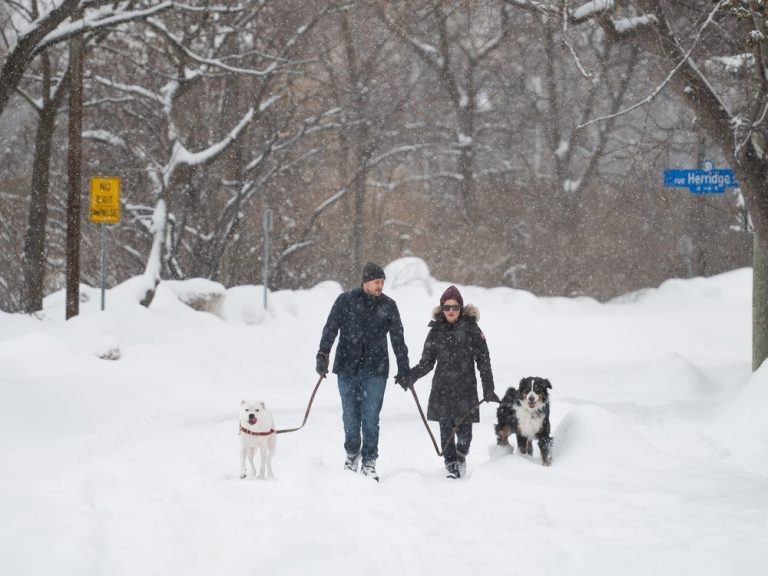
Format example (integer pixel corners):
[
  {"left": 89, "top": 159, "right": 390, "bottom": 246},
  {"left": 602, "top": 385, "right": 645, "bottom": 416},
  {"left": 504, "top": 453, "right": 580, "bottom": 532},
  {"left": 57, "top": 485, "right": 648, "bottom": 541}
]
[{"left": 337, "top": 372, "right": 387, "bottom": 464}]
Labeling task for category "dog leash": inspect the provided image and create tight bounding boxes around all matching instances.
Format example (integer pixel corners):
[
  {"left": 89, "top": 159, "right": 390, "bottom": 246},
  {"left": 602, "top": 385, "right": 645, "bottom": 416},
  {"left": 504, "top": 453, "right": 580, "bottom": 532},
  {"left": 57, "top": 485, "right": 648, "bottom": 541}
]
[
  {"left": 275, "top": 373, "right": 326, "bottom": 435},
  {"left": 409, "top": 385, "right": 502, "bottom": 457}
]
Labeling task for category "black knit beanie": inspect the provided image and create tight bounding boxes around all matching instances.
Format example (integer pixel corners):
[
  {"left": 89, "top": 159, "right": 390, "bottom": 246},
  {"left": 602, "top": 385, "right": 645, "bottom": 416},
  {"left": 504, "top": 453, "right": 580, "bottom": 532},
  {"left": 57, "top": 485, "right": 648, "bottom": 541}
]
[{"left": 362, "top": 262, "right": 386, "bottom": 283}]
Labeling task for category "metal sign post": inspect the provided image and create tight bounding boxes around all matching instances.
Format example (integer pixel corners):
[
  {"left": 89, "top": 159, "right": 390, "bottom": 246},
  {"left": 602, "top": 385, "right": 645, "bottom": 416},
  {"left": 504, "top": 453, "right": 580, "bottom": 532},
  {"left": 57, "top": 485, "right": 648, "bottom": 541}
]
[
  {"left": 100, "top": 224, "right": 108, "bottom": 311},
  {"left": 262, "top": 208, "right": 273, "bottom": 310},
  {"left": 89, "top": 176, "right": 121, "bottom": 311}
]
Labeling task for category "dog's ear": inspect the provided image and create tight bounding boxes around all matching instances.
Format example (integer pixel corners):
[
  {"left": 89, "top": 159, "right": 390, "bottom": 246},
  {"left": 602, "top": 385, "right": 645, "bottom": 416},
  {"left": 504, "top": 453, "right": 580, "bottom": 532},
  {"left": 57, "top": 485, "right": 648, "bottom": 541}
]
[
  {"left": 518, "top": 377, "right": 527, "bottom": 387},
  {"left": 259, "top": 401, "right": 266, "bottom": 410},
  {"left": 241, "top": 400, "right": 246, "bottom": 406},
  {"left": 544, "top": 379, "right": 552, "bottom": 390}
]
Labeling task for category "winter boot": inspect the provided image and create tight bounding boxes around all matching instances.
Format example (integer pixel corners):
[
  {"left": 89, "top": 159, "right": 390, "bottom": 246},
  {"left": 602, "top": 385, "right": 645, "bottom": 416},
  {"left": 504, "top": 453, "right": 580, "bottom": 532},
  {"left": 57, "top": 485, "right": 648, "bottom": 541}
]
[
  {"left": 456, "top": 451, "right": 467, "bottom": 478},
  {"left": 344, "top": 454, "right": 360, "bottom": 473},
  {"left": 360, "top": 461, "right": 379, "bottom": 482},
  {"left": 445, "top": 461, "right": 461, "bottom": 479}
]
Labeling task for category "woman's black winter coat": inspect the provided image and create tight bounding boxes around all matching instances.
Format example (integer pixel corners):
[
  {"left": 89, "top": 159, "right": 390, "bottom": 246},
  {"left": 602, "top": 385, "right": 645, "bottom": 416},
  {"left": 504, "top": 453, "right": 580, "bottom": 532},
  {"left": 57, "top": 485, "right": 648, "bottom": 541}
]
[{"left": 408, "top": 304, "right": 494, "bottom": 423}]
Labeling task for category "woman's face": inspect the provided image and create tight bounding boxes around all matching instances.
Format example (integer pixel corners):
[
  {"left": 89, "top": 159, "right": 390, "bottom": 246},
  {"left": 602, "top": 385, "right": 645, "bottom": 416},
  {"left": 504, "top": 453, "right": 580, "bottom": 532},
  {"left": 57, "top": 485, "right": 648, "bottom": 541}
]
[{"left": 441, "top": 299, "right": 461, "bottom": 323}]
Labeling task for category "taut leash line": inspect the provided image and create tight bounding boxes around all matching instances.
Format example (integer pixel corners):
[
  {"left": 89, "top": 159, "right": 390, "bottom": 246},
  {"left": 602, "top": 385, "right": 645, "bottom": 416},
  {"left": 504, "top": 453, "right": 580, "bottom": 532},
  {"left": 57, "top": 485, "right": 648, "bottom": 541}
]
[
  {"left": 275, "top": 373, "right": 326, "bottom": 435},
  {"left": 409, "top": 385, "right": 502, "bottom": 457},
  {"left": 409, "top": 385, "right": 442, "bottom": 455}
]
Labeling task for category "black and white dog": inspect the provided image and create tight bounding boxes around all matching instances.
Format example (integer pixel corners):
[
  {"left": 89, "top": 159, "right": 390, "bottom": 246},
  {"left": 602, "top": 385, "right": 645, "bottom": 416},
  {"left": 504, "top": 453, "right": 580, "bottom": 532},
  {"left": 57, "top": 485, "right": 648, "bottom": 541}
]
[{"left": 495, "top": 377, "right": 553, "bottom": 466}]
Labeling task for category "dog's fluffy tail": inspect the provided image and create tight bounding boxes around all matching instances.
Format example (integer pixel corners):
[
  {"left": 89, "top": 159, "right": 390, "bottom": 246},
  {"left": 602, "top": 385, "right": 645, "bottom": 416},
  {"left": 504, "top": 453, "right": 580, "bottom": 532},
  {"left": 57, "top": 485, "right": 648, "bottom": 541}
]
[
  {"left": 496, "top": 387, "right": 518, "bottom": 423},
  {"left": 495, "top": 386, "right": 519, "bottom": 446}
]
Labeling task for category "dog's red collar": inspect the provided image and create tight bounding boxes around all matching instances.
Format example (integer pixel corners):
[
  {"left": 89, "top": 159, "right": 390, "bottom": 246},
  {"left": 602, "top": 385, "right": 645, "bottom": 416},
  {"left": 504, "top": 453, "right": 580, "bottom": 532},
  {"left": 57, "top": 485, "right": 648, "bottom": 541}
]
[{"left": 240, "top": 426, "right": 275, "bottom": 436}]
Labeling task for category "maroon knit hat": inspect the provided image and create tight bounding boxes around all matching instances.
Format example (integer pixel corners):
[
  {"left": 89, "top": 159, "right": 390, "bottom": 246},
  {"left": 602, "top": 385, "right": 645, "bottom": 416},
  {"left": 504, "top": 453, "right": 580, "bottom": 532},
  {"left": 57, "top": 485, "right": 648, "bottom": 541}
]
[{"left": 440, "top": 285, "right": 464, "bottom": 308}]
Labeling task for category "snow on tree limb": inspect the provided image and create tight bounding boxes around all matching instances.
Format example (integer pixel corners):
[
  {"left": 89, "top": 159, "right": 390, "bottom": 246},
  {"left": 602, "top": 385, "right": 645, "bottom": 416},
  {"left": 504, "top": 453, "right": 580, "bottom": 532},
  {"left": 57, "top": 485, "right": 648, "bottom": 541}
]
[
  {"left": 92, "top": 75, "right": 164, "bottom": 104},
  {"left": 562, "top": 5, "right": 595, "bottom": 81},
  {"left": 144, "top": 18, "right": 279, "bottom": 77},
  {"left": 0, "top": 1, "right": 173, "bottom": 116},
  {"left": 571, "top": 0, "right": 615, "bottom": 24},
  {"left": 82, "top": 129, "right": 127, "bottom": 148},
  {"left": 612, "top": 15, "right": 658, "bottom": 35},
  {"left": 162, "top": 107, "right": 255, "bottom": 187},
  {"left": 577, "top": 2, "right": 723, "bottom": 129},
  {"left": 502, "top": 0, "right": 559, "bottom": 17},
  {"left": 32, "top": 2, "right": 174, "bottom": 56},
  {"left": 144, "top": 199, "right": 168, "bottom": 283},
  {"left": 279, "top": 241, "right": 315, "bottom": 261},
  {"left": 314, "top": 188, "right": 348, "bottom": 215},
  {"left": 0, "top": 0, "right": 79, "bottom": 114}
]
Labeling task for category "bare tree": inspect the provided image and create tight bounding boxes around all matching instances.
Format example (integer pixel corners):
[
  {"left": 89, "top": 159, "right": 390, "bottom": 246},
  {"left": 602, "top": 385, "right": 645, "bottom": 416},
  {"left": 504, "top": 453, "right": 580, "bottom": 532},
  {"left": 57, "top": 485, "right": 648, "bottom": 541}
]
[
  {"left": 76, "top": 2, "right": 332, "bottom": 301},
  {"left": 268, "top": 0, "right": 428, "bottom": 288},
  {"left": 0, "top": 1, "right": 174, "bottom": 117},
  {"left": 380, "top": 0, "right": 515, "bottom": 222},
  {"left": 18, "top": 45, "right": 70, "bottom": 312},
  {"left": 506, "top": 0, "right": 768, "bottom": 368},
  {"left": 0, "top": 0, "right": 755, "bottom": 320}
]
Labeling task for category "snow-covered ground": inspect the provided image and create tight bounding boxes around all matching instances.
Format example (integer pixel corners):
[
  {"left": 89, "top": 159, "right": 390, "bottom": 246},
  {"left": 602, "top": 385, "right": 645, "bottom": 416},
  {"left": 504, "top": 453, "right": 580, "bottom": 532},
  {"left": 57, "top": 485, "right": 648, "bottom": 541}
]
[{"left": 1, "top": 257, "right": 767, "bottom": 575}]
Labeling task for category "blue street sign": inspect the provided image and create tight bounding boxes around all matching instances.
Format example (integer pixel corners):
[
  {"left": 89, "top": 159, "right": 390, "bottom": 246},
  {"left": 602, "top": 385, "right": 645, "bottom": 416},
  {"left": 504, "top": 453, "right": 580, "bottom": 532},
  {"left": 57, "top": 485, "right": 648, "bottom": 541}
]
[{"left": 663, "top": 160, "right": 738, "bottom": 194}]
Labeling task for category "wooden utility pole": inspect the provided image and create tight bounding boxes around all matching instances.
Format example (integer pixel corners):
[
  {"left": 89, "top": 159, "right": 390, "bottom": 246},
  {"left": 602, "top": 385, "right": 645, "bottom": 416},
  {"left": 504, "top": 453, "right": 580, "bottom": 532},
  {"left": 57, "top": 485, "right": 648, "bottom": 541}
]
[{"left": 65, "top": 17, "right": 84, "bottom": 320}]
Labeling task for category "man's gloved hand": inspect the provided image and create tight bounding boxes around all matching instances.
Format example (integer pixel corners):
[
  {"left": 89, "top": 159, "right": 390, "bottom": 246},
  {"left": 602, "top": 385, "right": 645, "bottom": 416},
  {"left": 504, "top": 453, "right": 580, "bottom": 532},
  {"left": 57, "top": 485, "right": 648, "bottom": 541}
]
[
  {"left": 395, "top": 372, "right": 410, "bottom": 391},
  {"left": 316, "top": 352, "right": 329, "bottom": 376},
  {"left": 484, "top": 390, "right": 500, "bottom": 403}
]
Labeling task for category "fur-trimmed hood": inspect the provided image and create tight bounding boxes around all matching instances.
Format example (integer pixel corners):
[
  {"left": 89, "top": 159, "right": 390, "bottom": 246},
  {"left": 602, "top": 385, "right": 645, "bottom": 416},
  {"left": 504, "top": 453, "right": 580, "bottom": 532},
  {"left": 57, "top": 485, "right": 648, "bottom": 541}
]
[{"left": 431, "top": 303, "right": 480, "bottom": 322}]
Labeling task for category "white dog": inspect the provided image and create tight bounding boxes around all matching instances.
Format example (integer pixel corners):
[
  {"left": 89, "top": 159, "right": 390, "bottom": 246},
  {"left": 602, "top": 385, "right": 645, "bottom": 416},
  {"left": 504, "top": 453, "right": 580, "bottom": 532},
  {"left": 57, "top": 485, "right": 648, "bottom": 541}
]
[{"left": 239, "top": 399, "right": 276, "bottom": 479}]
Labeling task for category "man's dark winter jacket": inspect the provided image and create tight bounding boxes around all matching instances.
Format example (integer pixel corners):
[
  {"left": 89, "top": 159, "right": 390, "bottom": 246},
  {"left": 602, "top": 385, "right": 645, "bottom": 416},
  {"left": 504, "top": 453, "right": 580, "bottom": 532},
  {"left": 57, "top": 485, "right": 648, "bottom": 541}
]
[
  {"left": 408, "top": 304, "right": 494, "bottom": 423},
  {"left": 318, "top": 287, "right": 410, "bottom": 378}
]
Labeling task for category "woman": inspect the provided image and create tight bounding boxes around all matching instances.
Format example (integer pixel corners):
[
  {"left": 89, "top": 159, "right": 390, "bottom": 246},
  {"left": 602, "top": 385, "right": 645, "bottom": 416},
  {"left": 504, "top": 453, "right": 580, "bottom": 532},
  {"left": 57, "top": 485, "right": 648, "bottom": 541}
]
[{"left": 403, "top": 285, "right": 498, "bottom": 478}]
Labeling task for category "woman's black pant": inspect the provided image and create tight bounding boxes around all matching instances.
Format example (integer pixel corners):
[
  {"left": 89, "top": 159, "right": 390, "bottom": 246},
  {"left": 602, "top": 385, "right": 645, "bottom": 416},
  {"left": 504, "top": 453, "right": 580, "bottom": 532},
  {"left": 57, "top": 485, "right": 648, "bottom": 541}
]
[{"left": 439, "top": 419, "right": 473, "bottom": 465}]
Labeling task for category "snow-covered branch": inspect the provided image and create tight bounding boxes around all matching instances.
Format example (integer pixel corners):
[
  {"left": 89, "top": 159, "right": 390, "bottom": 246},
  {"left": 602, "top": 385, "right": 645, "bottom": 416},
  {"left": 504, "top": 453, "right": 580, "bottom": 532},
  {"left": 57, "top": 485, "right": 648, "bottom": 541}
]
[
  {"left": 570, "top": 0, "right": 615, "bottom": 25},
  {"left": 162, "top": 107, "right": 255, "bottom": 187},
  {"left": 0, "top": 0, "right": 174, "bottom": 116},
  {"left": 502, "top": 0, "right": 559, "bottom": 17},
  {"left": 92, "top": 75, "right": 164, "bottom": 104},
  {"left": 32, "top": 2, "right": 175, "bottom": 57},
  {"left": 144, "top": 17, "right": 279, "bottom": 77},
  {"left": 577, "top": 1, "right": 723, "bottom": 129}
]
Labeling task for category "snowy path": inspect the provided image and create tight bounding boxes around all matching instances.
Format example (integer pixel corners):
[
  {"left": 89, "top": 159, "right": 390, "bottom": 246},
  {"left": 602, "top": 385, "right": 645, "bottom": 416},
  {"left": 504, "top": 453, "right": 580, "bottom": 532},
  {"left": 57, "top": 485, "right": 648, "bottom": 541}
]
[{"left": 2, "top": 265, "right": 768, "bottom": 575}]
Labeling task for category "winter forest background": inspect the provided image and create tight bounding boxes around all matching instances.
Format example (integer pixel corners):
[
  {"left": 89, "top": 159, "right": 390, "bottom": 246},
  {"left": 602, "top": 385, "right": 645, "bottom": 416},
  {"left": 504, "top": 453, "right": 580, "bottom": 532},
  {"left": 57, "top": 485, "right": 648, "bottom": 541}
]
[{"left": 0, "top": 0, "right": 765, "bottom": 314}]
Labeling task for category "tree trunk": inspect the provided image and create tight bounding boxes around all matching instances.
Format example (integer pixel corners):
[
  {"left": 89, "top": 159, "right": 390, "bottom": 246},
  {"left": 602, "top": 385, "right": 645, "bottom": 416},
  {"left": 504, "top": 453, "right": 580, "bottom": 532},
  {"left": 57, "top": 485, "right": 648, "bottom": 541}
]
[
  {"left": 648, "top": 7, "right": 768, "bottom": 370},
  {"left": 22, "top": 62, "right": 69, "bottom": 313},
  {"left": 341, "top": 12, "right": 371, "bottom": 280},
  {"left": 456, "top": 105, "right": 477, "bottom": 221},
  {"left": 65, "top": 31, "right": 84, "bottom": 320},
  {"left": 352, "top": 156, "right": 367, "bottom": 277},
  {"left": 754, "top": 232, "right": 768, "bottom": 371},
  {"left": 22, "top": 104, "right": 56, "bottom": 313}
]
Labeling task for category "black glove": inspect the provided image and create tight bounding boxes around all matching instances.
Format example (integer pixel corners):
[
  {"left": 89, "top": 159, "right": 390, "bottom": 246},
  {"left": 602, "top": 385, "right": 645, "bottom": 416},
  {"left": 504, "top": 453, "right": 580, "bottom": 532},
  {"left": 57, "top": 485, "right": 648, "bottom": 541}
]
[
  {"left": 395, "top": 372, "right": 410, "bottom": 391},
  {"left": 484, "top": 390, "right": 500, "bottom": 403},
  {"left": 316, "top": 352, "right": 329, "bottom": 376}
]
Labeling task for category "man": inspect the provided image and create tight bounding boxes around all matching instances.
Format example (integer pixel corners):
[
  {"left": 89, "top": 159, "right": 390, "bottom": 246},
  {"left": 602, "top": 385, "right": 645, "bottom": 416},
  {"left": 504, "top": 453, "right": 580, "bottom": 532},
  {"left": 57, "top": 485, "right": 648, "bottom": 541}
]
[{"left": 316, "top": 262, "right": 410, "bottom": 481}]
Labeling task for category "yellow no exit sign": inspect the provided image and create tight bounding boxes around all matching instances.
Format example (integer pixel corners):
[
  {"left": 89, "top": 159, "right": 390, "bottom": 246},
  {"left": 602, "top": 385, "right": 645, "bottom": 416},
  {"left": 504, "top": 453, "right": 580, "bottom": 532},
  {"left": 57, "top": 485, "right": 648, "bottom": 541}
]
[{"left": 89, "top": 177, "right": 121, "bottom": 224}]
